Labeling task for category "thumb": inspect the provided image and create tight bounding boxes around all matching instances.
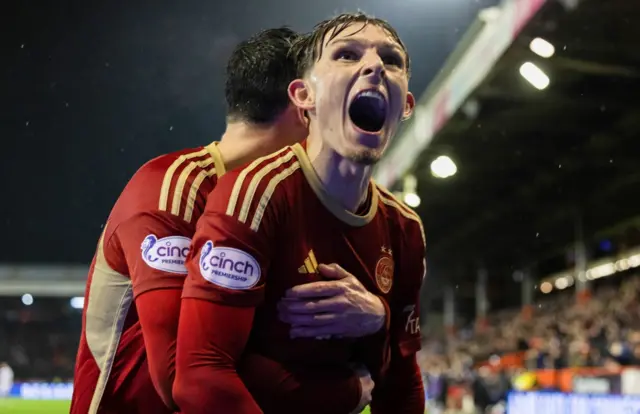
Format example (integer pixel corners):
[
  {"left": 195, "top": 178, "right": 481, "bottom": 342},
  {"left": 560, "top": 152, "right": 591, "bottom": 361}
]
[{"left": 318, "top": 263, "right": 348, "bottom": 279}]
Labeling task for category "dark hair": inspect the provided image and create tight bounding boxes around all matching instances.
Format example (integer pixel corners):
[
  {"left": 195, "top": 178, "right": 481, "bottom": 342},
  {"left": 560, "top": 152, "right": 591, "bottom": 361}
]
[
  {"left": 225, "top": 27, "right": 300, "bottom": 124},
  {"left": 290, "top": 12, "right": 410, "bottom": 78}
]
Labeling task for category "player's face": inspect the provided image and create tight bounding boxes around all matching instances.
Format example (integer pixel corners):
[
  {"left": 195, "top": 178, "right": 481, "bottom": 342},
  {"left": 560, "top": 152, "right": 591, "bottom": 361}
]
[{"left": 291, "top": 23, "right": 415, "bottom": 165}]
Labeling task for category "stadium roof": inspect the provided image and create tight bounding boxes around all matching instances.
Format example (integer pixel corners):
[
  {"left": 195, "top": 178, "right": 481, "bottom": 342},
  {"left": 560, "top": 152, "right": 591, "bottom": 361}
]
[{"left": 381, "top": 0, "right": 640, "bottom": 288}]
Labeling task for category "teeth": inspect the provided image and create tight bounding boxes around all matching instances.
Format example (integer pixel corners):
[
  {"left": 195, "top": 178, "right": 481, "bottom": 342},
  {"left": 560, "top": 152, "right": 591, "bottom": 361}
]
[{"left": 357, "top": 90, "right": 384, "bottom": 101}]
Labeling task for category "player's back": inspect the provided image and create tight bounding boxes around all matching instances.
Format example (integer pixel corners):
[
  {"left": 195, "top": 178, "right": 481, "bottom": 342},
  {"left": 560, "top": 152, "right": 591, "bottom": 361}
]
[{"left": 72, "top": 143, "right": 225, "bottom": 414}]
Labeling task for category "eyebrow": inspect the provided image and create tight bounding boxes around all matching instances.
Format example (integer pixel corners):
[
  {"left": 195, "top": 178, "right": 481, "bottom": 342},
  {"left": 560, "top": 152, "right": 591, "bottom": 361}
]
[{"left": 326, "top": 37, "right": 404, "bottom": 54}]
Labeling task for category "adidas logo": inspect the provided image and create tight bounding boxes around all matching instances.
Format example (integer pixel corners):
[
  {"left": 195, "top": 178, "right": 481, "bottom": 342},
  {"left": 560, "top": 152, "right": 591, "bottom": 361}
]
[{"left": 297, "top": 249, "right": 319, "bottom": 274}]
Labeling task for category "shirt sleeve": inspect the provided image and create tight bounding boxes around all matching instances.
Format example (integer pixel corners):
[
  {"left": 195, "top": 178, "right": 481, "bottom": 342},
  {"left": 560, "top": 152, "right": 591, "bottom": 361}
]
[
  {"left": 370, "top": 353, "right": 425, "bottom": 414},
  {"left": 105, "top": 211, "right": 195, "bottom": 411},
  {"left": 391, "top": 220, "right": 426, "bottom": 358},
  {"left": 109, "top": 210, "right": 194, "bottom": 296},
  {"left": 180, "top": 161, "right": 282, "bottom": 306},
  {"left": 173, "top": 172, "right": 278, "bottom": 414},
  {"left": 369, "top": 218, "right": 426, "bottom": 414}
]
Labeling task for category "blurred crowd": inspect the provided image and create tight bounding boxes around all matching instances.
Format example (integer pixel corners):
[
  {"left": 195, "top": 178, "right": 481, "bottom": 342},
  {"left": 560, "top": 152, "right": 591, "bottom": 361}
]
[
  {"left": 417, "top": 272, "right": 640, "bottom": 412},
  {"left": 0, "top": 299, "right": 79, "bottom": 382}
]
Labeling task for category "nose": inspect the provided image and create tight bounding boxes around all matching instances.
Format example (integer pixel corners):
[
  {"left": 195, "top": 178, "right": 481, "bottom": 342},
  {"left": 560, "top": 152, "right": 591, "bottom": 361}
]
[{"left": 360, "top": 52, "right": 385, "bottom": 83}]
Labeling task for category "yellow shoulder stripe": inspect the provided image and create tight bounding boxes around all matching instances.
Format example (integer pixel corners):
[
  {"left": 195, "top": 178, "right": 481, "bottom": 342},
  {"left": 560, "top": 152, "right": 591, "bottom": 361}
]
[
  {"left": 183, "top": 165, "right": 217, "bottom": 223},
  {"left": 225, "top": 146, "right": 290, "bottom": 217},
  {"left": 171, "top": 158, "right": 215, "bottom": 216},
  {"left": 158, "top": 148, "right": 209, "bottom": 211},
  {"left": 238, "top": 151, "right": 296, "bottom": 224},
  {"left": 377, "top": 187, "right": 426, "bottom": 249},
  {"left": 250, "top": 161, "right": 300, "bottom": 232}
]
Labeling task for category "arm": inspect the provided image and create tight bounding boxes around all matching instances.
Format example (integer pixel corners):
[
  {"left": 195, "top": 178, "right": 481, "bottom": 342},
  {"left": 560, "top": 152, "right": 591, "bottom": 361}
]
[
  {"left": 238, "top": 353, "right": 364, "bottom": 414},
  {"left": 370, "top": 352, "right": 424, "bottom": 414},
  {"left": 174, "top": 298, "right": 262, "bottom": 414},
  {"left": 371, "top": 221, "right": 426, "bottom": 414},
  {"left": 172, "top": 194, "right": 272, "bottom": 414},
  {"left": 110, "top": 211, "right": 194, "bottom": 411}
]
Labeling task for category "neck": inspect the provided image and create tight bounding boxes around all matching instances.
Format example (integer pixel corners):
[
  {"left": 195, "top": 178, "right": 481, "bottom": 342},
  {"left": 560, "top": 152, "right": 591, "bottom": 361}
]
[
  {"left": 216, "top": 120, "right": 288, "bottom": 171},
  {"left": 306, "top": 127, "right": 373, "bottom": 212}
]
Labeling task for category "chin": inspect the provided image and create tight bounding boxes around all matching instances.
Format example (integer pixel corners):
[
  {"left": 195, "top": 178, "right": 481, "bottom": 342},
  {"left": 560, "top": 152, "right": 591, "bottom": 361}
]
[{"left": 345, "top": 147, "right": 382, "bottom": 166}]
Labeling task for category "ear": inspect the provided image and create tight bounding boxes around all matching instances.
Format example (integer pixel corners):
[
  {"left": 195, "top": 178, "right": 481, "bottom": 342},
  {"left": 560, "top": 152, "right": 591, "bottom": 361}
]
[
  {"left": 296, "top": 107, "right": 309, "bottom": 128},
  {"left": 288, "top": 79, "right": 315, "bottom": 112},
  {"left": 402, "top": 91, "right": 416, "bottom": 120}
]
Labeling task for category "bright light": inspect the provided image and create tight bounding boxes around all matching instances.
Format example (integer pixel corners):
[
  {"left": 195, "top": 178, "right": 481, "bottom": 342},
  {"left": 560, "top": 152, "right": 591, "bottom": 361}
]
[
  {"left": 21, "top": 293, "right": 34, "bottom": 306},
  {"left": 519, "top": 62, "right": 550, "bottom": 90},
  {"left": 404, "top": 192, "right": 421, "bottom": 208},
  {"left": 70, "top": 297, "right": 85, "bottom": 309},
  {"left": 554, "top": 277, "right": 568, "bottom": 290},
  {"left": 540, "top": 282, "right": 553, "bottom": 294},
  {"left": 430, "top": 156, "right": 457, "bottom": 179},
  {"left": 529, "top": 37, "right": 555, "bottom": 58}
]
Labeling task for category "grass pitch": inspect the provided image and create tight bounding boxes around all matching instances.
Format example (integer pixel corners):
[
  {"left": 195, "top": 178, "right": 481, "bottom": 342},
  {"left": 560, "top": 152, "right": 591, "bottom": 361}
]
[
  {"left": 0, "top": 399, "right": 71, "bottom": 413},
  {"left": 0, "top": 399, "right": 370, "bottom": 413}
]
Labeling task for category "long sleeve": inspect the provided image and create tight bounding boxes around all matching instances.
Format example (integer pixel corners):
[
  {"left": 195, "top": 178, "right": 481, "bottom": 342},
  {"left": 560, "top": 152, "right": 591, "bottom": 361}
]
[
  {"left": 238, "top": 353, "right": 362, "bottom": 414},
  {"left": 109, "top": 211, "right": 196, "bottom": 410},
  {"left": 173, "top": 298, "right": 262, "bottom": 414},
  {"left": 173, "top": 170, "right": 275, "bottom": 413},
  {"left": 135, "top": 289, "right": 181, "bottom": 410},
  {"left": 370, "top": 353, "right": 424, "bottom": 414},
  {"left": 371, "top": 210, "right": 426, "bottom": 413}
]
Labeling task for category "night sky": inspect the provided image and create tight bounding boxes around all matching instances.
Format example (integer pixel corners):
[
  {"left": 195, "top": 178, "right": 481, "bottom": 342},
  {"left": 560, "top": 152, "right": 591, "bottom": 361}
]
[{"left": 3, "top": 0, "right": 497, "bottom": 264}]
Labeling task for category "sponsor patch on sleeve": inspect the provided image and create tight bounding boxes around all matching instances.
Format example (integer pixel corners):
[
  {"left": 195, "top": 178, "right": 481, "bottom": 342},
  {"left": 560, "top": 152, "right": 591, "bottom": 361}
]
[
  {"left": 199, "top": 241, "right": 261, "bottom": 290},
  {"left": 140, "top": 235, "right": 191, "bottom": 274}
]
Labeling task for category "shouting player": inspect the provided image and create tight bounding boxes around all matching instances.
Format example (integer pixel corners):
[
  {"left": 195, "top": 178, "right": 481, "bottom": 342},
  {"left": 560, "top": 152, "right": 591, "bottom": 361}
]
[
  {"left": 175, "top": 12, "right": 425, "bottom": 414},
  {"left": 71, "top": 27, "right": 383, "bottom": 414}
]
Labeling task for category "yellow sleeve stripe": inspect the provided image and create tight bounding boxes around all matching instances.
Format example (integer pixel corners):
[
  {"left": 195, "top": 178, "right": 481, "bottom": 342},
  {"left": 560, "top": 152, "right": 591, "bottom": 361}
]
[
  {"left": 159, "top": 148, "right": 209, "bottom": 211},
  {"left": 250, "top": 161, "right": 300, "bottom": 232},
  {"left": 376, "top": 184, "right": 419, "bottom": 219},
  {"left": 238, "top": 151, "right": 296, "bottom": 224},
  {"left": 225, "top": 146, "right": 290, "bottom": 217},
  {"left": 378, "top": 190, "right": 426, "bottom": 249},
  {"left": 171, "top": 157, "right": 215, "bottom": 216},
  {"left": 183, "top": 165, "right": 218, "bottom": 223}
]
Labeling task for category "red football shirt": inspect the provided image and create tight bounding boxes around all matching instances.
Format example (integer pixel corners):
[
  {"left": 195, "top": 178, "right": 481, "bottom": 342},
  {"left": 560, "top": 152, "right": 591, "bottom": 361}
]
[
  {"left": 180, "top": 142, "right": 426, "bottom": 413},
  {"left": 71, "top": 143, "right": 225, "bottom": 414}
]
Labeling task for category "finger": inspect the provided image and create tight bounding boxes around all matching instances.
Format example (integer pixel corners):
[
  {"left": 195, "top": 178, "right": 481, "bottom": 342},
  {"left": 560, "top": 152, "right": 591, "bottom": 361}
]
[
  {"left": 290, "top": 324, "right": 347, "bottom": 338},
  {"left": 281, "top": 312, "right": 338, "bottom": 326},
  {"left": 279, "top": 297, "right": 346, "bottom": 314},
  {"left": 317, "top": 263, "right": 349, "bottom": 280},
  {"left": 286, "top": 281, "right": 344, "bottom": 299}
]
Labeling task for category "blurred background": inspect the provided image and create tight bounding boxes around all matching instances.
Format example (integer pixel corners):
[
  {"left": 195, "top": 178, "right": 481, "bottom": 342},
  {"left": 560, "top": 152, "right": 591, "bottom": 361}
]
[{"left": 2, "top": 0, "right": 640, "bottom": 413}]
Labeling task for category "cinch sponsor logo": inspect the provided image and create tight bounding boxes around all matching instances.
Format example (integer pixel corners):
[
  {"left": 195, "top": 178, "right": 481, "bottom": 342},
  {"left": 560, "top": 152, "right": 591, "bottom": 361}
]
[
  {"left": 141, "top": 235, "right": 191, "bottom": 274},
  {"left": 199, "top": 241, "right": 260, "bottom": 290}
]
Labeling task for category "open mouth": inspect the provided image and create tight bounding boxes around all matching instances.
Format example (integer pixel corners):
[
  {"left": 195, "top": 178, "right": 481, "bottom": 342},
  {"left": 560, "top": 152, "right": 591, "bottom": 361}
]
[{"left": 348, "top": 90, "right": 387, "bottom": 133}]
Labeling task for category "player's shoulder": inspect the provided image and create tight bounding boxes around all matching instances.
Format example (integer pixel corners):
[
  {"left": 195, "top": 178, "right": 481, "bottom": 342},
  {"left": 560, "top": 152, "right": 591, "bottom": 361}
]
[
  {"left": 135, "top": 146, "right": 215, "bottom": 189},
  {"left": 117, "top": 146, "right": 220, "bottom": 222},
  {"left": 375, "top": 182, "right": 425, "bottom": 248},
  {"left": 206, "top": 145, "right": 302, "bottom": 231}
]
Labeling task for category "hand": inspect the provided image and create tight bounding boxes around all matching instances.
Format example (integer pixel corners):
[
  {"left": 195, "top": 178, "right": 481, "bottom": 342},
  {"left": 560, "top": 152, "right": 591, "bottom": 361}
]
[
  {"left": 350, "top": 365, "right": 374, "bottom": 414},
  {"left": 278, "top": 263, "right": 386, "bottom": 339}
]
